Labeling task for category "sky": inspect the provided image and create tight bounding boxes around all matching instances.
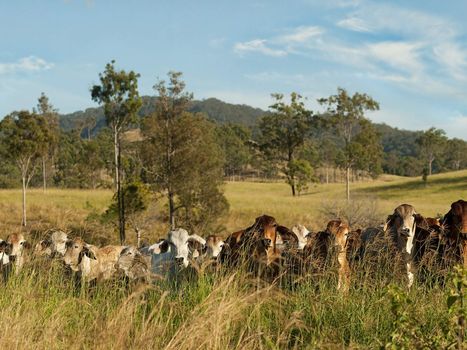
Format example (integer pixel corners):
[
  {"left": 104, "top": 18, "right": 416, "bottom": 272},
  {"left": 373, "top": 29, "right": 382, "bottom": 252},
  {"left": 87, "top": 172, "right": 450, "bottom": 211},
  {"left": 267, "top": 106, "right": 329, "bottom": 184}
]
[{"left": 1, "top": 0, "right": 467, "bottom": 139}]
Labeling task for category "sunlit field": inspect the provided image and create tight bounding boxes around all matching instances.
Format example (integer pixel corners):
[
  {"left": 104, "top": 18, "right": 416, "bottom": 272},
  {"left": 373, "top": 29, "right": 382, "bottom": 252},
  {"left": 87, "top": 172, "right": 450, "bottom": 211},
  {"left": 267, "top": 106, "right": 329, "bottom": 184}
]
[
  {"left": 0, "top": 172, "right": 466, "bottom": 349},
  {"left": 0, "top": 170, "right": 465, "bottom": 239}
]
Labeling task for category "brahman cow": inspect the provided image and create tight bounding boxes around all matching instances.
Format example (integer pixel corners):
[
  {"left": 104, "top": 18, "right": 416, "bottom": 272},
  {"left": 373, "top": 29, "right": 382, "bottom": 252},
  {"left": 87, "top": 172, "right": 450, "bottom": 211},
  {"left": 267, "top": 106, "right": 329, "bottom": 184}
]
[
  {"left": 384, "top": 204, "right": 419, "bottom": 287},
  {"left": 63, "top": 237, "right": 124, "bottom": 282},
  {"left": 6, "top": 233, "right": 30, "bottom": 274},
  {"left": 220, "top": 215, "right": 280, "bottom": 272},
  {"left": 0, "top": 239, "right": 12, "bottom": 282},
  {"left": 34, "top": 229, "right": 68, "bottom": 258},
  {"left": 149, "top": 228, "right": 206, "bottom": 277},
  {"left": 116, "top": 246, "right": 152, "bottom": 283},
  {"left": 442, "top": 199, "right": 467, "bottom": 267},
  {"left": 204, "top": 235, "right": 225, "bottom": 260}
]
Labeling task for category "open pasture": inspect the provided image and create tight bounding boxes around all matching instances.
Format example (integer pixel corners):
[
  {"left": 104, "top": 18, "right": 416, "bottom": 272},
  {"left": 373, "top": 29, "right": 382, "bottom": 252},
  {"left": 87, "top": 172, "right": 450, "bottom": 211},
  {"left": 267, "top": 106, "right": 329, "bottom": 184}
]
[{"left": 0, "top": 172, "right": 466, "bottom": 349}]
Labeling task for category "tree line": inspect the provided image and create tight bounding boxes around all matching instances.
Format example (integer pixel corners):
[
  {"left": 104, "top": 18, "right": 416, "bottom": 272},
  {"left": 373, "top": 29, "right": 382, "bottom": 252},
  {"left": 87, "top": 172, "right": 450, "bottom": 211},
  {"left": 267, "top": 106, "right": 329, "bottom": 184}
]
[{"left": 0, "top": 61, "right": 466, "bottom": 242}]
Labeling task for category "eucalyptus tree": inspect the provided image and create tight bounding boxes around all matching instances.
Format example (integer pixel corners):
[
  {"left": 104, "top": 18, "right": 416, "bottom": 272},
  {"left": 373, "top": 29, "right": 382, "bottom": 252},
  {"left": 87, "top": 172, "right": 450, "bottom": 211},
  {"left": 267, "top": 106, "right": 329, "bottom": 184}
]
[
  {"left": 319, "top": 88, "right": 380, "bottom": 201},
  {"left": 416, "top": 127, "right": 447, "bottom": 176},
  {"left": 0, "top": 111, "right": 48, "bottom": 226},
  {"left": 258, "top": 92, "right": 315, "bottom": 196},
  {"left": 91, "top": 60, "right": 142, "bottom": 244},
  {"left": 35, "top": 93, "right": 60, "bottom": 192}
]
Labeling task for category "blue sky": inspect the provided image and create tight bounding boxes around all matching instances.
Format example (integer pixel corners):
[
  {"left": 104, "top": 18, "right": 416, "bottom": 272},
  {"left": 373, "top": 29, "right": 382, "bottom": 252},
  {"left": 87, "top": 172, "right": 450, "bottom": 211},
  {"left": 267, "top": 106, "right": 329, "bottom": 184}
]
[{"left": 1, "top": 0, "right": 467, "bottom": 139}]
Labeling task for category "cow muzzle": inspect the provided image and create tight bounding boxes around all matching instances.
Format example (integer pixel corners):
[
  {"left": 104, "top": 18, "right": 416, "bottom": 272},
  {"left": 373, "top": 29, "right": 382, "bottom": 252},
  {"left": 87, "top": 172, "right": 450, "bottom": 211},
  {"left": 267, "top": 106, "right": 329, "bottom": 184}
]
[{"left": 175, "top": 257, "right": 185, "bottom": 266}]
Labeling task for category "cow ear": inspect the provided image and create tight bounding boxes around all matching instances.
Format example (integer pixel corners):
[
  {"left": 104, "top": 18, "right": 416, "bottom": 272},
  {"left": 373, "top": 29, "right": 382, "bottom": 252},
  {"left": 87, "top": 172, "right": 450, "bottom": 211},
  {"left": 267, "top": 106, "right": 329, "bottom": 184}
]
[
  {"left": 413, "top": 214, "right": 424, "bottom": 226},
  {"left": 159, "top": 240, "right": 169, "bottom": 254},
  {"left": 80, "top": 246, "right": 97, "bottom": 260}
]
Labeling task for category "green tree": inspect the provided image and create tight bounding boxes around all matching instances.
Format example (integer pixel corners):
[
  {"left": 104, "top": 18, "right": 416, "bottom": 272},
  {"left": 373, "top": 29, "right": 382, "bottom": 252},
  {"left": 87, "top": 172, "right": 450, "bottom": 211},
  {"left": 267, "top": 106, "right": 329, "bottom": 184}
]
[
  {"left": 103, "top": 182, "right": 151, "bottom": 247},
  {"left": 444, "top": 138, "right": 467, "bottom": 171},
  {"left": 141, "top": 72, "right": 228, "bottom": 231},
  {"left": 258, "top": 92, "right": 314, "bottom": 196},
  {"left": 319, "top": 88, "right": 380, "bottom": 201},
  {"left": 216, "top": 123, "right": 252, "bottom": 178},
  {"left": 0, "top": 111, "right": 48, "bottom": 226},
  {"left": 416, "top": 127, "right": 447, "bottom": 176},
  {"left": 91, "top": 60, "right": 142, "bottom": 244},
  {"left": 35, "top": 93, "right": 60, "bottom": 192}
]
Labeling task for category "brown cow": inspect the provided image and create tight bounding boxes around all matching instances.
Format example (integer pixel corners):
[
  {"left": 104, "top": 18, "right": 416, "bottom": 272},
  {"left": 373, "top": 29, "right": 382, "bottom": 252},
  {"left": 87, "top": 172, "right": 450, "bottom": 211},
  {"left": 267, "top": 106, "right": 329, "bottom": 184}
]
[
  {"left": 221, "top": 215, "right": 280, "bottom": 271},
  {"left": 442, "top": 199, "right": 467, "bottom": 267}
]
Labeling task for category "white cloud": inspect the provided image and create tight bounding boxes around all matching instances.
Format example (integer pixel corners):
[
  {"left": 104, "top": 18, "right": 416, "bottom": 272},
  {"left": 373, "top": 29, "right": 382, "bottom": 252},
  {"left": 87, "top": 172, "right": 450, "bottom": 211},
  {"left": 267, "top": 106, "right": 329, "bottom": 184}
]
[
  {"left": 366, "top": 41, "right": 423, "bottom": 73},
  {"left": 337, "top": 16, "right": 371, "bottom": 32},
  {"left": 278, "top": 26, "right": 323, "bottom": 43},
  {"left": 0, "top": 56, "right": 54, "bottom": 75},
  {"left": 433, "top": 43, "right": 467, "bottom": 81},
  {"left": 234, "top": 39, "right": 287, "bottom": 57}
]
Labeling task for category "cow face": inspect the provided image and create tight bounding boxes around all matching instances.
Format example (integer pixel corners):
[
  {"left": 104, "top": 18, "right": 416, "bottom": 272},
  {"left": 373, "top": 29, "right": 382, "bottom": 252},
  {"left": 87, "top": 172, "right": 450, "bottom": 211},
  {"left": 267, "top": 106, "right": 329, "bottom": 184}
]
[
  {"left": 0, "top": 240, "right": 11, "bottom": 266},
  {"left": 51, "top": 230, "right": 68, "bottom": 256},
  {"left": 205, "top": 235, "right": 225, "bottom": 259},
  {"left": 63, "top": 237, "right": 86, "bottom": 271},
  {"left": 167, "top": 229, "right": 206, "bottom": 267},
  {"left": 326, "top": 220, "right": 350, "bottom": 251},
  {"left": 386, "top": 204, "right": 417, "bottom": 254},
  {"left": 116, "top": 246, "right": 148, "bottom": 280},
  {"left": 34, "top": 239, "right": 53, "bottom": 257},
  {"left": 6, "top": 233, "right": 29, "bottom": 262},
  {"left": 292, "top": 224, "right": 311, "bottom": 250},
  {"left": 249, "top": 215, "right": 278, "bottom": 249}
]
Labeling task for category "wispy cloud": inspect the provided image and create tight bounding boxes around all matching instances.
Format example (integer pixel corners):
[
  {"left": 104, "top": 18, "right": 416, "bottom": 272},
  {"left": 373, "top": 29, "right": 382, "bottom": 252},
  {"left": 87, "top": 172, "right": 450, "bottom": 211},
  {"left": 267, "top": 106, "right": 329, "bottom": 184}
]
[
  {"left": 277, "top": 26, "right": 323, "bottom": 43},
  {"left": 234, "top": 39, "right": 287, "bottom": 57},
  {"left": 0, "top": 56, "right": 54, "bottom": 75},
  {"left": 337, "top": 16, "right": 371, "bottom": 32}
]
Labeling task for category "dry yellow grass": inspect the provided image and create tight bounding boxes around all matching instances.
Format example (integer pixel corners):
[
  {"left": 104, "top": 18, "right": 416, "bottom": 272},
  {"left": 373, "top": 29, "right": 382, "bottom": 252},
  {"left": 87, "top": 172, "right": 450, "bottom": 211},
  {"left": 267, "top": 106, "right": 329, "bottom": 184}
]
[{"left": 0, "top": 170, "right": 465, "bottom": 240}]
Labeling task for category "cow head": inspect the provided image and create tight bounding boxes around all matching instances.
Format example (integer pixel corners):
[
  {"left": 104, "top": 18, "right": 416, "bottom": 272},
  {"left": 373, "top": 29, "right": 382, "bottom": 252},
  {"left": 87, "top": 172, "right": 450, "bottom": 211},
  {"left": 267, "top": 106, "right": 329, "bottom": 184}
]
[
  {"left": 63, "top": 237, "right": 87, "bottom": 271},
  {"left": 443, "top": 200, "right": 467, "bottom": 235},
  {"left": 6, "top": 233, "right": 30, "bottom": 263},
  {"left": 50, "top": 230, "right": 68, "bottom": 256},
  {"left": 326, "top": 220, "right": 350, "bottom": 252},
  {"left": 291, "top": 224, "right": 311, "bottom": 250},
  {"left": 205, "top": 235, "right": 225, "bottom": 260},
  {"left": 385, "top": 204, "right": 418, "bottom": 254},
  {"left": 116, "top": 246, "right": 149, "bottom": 280},
  {"left": 167, "top": 228, "right": 206, "bottom": 267},
  {"left": 34, "top": 239, "right": 53, "bottom": 257},
  {"left": 246, "top": 215, "right": 278, "bottom": 249},
  {"left": 0, "top": 239, "right": 11, "bottom": 266}
]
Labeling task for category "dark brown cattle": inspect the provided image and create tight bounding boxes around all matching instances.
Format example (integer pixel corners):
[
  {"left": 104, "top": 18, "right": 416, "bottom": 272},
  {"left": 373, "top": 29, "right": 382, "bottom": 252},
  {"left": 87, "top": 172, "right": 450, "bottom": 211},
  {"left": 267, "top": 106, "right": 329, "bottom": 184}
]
[
  {"left": 220, "top": 214, "right": 280, "bottom": 271},
  {"left": 442, "top": 200, "right": 467, "bottom": 267}
]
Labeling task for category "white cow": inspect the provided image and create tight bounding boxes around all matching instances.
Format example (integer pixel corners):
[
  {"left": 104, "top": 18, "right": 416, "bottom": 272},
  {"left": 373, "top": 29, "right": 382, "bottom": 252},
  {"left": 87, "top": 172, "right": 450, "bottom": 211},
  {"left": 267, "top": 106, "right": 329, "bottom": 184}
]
[{"left": 150, "top": 228, "right": 206, "bottom": 276}]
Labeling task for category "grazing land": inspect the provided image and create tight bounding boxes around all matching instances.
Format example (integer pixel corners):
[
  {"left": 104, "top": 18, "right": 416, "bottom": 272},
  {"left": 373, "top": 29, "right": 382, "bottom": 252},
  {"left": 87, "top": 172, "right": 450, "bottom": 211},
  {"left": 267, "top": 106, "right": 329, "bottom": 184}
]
[{"left": 0, "top": 171, "right": 466, "bottom": 349}]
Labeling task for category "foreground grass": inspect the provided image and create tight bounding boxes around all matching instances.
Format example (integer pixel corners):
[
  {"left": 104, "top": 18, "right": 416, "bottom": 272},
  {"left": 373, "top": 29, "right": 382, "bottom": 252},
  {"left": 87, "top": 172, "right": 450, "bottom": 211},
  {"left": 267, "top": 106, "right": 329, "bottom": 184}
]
[{"left": 0, "top": 259, "right": 461, "bottom": 349}]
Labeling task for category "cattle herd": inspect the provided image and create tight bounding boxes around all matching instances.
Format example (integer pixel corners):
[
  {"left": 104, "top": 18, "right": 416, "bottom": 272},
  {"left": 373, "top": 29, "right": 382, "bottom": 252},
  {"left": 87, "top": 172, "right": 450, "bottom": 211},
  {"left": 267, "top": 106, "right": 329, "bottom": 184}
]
[{"left": 0, "top": 199, "right": 465, "bottom": 292}]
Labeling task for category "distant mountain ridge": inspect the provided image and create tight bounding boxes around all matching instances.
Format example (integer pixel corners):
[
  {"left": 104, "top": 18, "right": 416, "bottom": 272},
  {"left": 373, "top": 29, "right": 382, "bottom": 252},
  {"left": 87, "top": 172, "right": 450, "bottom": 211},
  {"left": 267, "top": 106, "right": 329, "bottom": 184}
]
[
  {"left": 59, "top": 96, "right": 266, "bottom": 132},
  {"left": 59, "top": 95, "right": 424, "bottom": 159}
]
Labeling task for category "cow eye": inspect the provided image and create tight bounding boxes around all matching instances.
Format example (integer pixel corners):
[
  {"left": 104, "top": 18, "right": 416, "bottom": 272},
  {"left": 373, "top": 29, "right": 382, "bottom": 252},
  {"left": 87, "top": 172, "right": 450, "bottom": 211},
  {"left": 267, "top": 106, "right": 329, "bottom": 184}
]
[
  {"left": 74, "top": 245, "right": 79, "bottom": 249},
  {"left": 20, "top": 241, "right": 24, "bottom": 245}
]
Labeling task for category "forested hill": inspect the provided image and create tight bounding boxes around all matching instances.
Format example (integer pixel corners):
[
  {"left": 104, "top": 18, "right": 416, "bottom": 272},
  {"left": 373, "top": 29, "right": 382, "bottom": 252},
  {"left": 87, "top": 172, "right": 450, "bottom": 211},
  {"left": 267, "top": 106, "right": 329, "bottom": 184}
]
[
  {"left": 59, "top": 96, "right": 426, "bottom": 159},
  {"left": 59, "top": 96, "right": 265, "bottom": 132}
]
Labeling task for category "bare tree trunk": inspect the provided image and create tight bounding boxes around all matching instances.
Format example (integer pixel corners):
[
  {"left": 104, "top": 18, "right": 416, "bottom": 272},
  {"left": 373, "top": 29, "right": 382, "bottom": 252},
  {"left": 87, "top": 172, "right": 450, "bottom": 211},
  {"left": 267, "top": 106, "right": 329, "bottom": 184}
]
[
  {"left": 428, "top": 158, "right": 433, "bottom": 176},
  {"left": 346, "top": 166, "right": 350, "bottom": 202},
  {"left": 21, "top": 176, "right": 27, "bottom": 226},
  {"left": 114, "top": 128, "right": 125, "bottom": 245},
  {"left": 325, "top": 166, "right": 329, "bottom": 184},
  {"left": 42, "top": 156, "right": 47, "bottom": 193},
  {"left": 169, "top": 191, "right": 175, "bottom": 230}
]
